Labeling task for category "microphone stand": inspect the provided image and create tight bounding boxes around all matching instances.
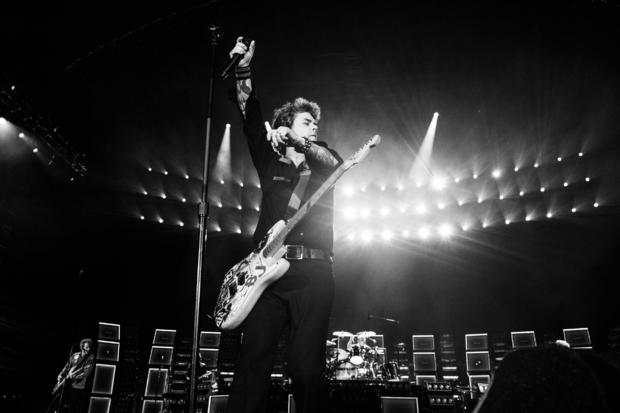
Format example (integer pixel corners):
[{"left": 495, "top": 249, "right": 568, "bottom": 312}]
[{"left": 189, "top": 24, "right": 219, "bottom": 413}]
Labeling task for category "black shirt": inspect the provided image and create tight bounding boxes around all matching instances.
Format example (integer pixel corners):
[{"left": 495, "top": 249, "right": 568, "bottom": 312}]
[{"left": 238, "top": 87, "right": 341, "bottom": 252}]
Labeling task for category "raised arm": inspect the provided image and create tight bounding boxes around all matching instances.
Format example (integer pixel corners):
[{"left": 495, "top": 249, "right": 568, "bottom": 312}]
[{"left": 229, "top": 37, "right": 255, "bottom": 117}]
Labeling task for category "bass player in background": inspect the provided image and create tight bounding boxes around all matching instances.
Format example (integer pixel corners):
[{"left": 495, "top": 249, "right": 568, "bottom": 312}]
[
  {"left": 46, "top": 338, "right": 95, "bottom": 413},
  {"left": 225, "top": 36, "right": 342, "bottom": 413}
]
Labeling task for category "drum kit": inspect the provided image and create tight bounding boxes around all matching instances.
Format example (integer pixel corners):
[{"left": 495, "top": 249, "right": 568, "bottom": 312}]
[{"left": 326, "top": 331, "right": 400, "bottom": 381}]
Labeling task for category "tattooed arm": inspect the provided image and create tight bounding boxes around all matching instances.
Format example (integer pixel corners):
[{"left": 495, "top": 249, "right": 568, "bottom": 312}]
[
  {"left": 229, "top": 37, "right": 255, "bottom": 117},
  {"left": 303, "top": 141, "right": 341, "bottom": 169},
  {"left": 236, "top": 76, "right": 252, "bottom": 118}
]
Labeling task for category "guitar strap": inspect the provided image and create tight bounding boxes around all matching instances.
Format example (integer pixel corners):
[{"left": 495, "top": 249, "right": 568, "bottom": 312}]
[{"left": 285, "top": 162, "right": 311, "bottom": 219}]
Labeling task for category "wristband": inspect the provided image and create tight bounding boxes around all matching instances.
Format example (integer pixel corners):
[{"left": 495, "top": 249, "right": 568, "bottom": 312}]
[
  {"left": 297, "top": 137, "right": 312, "bottom": 154},
  {"left": 235, "top": 66, "right": 251, "bottom": 80}
]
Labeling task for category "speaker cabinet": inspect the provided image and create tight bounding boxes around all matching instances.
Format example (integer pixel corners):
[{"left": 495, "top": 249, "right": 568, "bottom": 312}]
[
  {"left": 413, "top": 352, "right": 437, "bottom": 372},
  {"left": 87, "top": 396, "right": 111, "bottom": 413},
  {"left": 381, "top": 396, "right": 419, "bottom": 413},
  {"left": 96, "top": 340, "right": 120, "bottom": 363},
  {"left": 91, "top": 364, "right": 116, "bottom": 395},
  {"left": 466, "top": 351, "right": 491, "bottom": 372},
  {"left": 207, "top": 395, "right": 229, "bottom": 413},
  {"left": 144, "top": 368, "right": 168, "bottom": 397},
  {"left": 412, "top": 335, "right": 435, "bottom": 351},
  {"left": 465, "top": 333, "right": 488, "bottom": 351},
  {"left": 511, "top": 331, "right": 537, "bottom": 349},
  {"left": 200, "top": 331, "right": 221, "bottom": 348}
]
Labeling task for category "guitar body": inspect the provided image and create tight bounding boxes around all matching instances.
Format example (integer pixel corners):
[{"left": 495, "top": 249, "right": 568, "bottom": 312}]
[{"left": 214, "top": 220, "right": 290, "bottom": 330}]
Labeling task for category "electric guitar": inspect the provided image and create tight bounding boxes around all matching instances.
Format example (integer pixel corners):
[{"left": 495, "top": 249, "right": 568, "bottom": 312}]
[
  {"left": 52, "top": 366, "right": 82, "bottom": 395},
  {"left": 214, "top": 135, "right": 381, "bottom": 330}
]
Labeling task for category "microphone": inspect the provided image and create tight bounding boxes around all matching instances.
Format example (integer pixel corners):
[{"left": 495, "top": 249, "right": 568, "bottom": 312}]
[{"left": 220, "top": 37, "right": 252, "bottom": 80}]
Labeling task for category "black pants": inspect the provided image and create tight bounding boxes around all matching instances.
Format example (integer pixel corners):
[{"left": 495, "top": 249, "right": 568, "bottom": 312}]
[{"left": 227, "top": 259, "right": 334, "bottom": 413}]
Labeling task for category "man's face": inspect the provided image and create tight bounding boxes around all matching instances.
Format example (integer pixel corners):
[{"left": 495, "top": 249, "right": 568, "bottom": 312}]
[
  {"left": 82, "top": 342, "right": 90, "bottom": 353},
  {"left": 291, "top": 112, "right": 318, "bottom": 141}
]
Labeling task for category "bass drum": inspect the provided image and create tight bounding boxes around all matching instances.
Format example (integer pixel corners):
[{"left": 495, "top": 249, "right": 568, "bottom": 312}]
[{"left": 334, "top": 362, "right": 372, "bottom": 380}]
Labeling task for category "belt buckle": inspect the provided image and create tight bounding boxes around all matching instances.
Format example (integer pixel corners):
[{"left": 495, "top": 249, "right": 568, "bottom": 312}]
[{"left": 286, "top": 245, "right": 304, "bottom": 260}]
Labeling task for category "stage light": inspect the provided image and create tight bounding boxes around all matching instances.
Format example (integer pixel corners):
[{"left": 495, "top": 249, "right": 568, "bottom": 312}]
[
  {"left": 514, "top": 167, "right": 519, "bottom": 172},
  {"left": 585, "top": 177, "right": 590, "bottom": 182},
  {"left": 381, "top": 230, "right": 393, "bottom": 241},
  {"left": 361, "top": 231, "right": 372, "bottom": 243},
  {"left": 482, "top": 221, "right": 488, "bottom": 228},
  {"left": 402, "top": 230, "right": 410, "bottom": 238},
  {"left": 179, "top": 222, "right": 185, "bottom": 227},
  {"left": 557, "top": 157, "right": 562, "bottom": 162},
  {"left": 18, "top": 132, "right": 25, "bottom": 138},
  {"left": 438, "top": 224, "right": 453, "bottom": 238},
  {"left": 418, "top": 227, "right": 430, "bottom": 240},
  {"left": 360, "top": 208, "right": 370, "bottom": 218},
  {"left": 182, "top": 198, "right": 187, "bottom": 203},
  {"left": 505, "top": 219, "right": 510, "bottom": 225},
  {"left": 546, "top": 212, "right": 553, "bottom": 218},
  {"left": 33, "top": 148, "right": 38, "bottom": 153},
  {"left": 257, "top": 184, "right": 261, "bottom": 189},
  {"left": 163, "top": 170, "right": 168, "bottom": 175},
  {"left": 343, "top": 186, "right": 354, "bottom": 197},
  {"left": 220, "top": 180, "right": 225, "bottom": 184},
  {"left": 571, "top": 208, "right": 577, "bottom": 213},
  {"left": 473, "top": 174, "right": 478, "bottom": 179},
  {"left": 579, "top": 152, "right": 583, "bottom": 157},
  {"left": 236, "top": 228, "right": 242, "bottom": 233},
  {"left": 218, "top": 202, "right": 223, "bottom": 208},
  {"left": 492, "top": 169, "right": 502, "bottom": 179},
  {"left": 477, "top": 198, "right": 483, "bottom": 204},
  {"left": 499, "top": 195, "right": 504, "bottom": 200},
  {"left": 255, "top": 206, "right": 260, "bottom": 211},
  {"left": 140, "top": 216, "right": 145, "bottom": 220},
  {"left": 237, "top": 205, "right": 242, "bottom": 210},
  {"left": 143, "top": 190, "right": 148, "bottom": 195},
  {"left": 397, "top": 184, "right": 404, "bottom": 191},
  {"left": 148, "top": 167, "right": 152, "bottom": 172},
  {"left": 461, "top": 223, "right": 470, "bottom": 231},
  {"left": 416, "top": 204, "right": 427, "bottom": 215},
  {"left": 454, "top": 177, "right": 461, "bottom": 183},
  {"left": 361, "top": 186, "right": 367, "bottom": 192},
  {"left": 540, "top": 187, "right": 545, "bottom": 192},
  {"left": 0, "top": 117, "right": 6, "bottom": 125},
  {"left": 525, "top": 215, "right": 533, "bottom": 222},
  {"left": 158, "top": 218, "right": 164, "bottom": 224},
  {"left": 438, "top": 203, "right": 445, "bottom": 210},
  {"left": 185, "top": 174, "right": 189, "bottom": 180},
  {"left": 594, "top": 202, "right": 599, "bottom": 208},
  {"left": 347, "top": 233, "right": 355, "bottom": 241},
  {"left": 534, "top": 163, "right": 539, "bottom": 168},
  {"left": 161, "top": 194, "right": 167, "bottom": 199},
  {"left": 399, "top": 206, "right": 407, "bottom": 213},
  {"left": 431, "top": 177, "right": 446, "bottom": 191},
  {"left": 239, "top": 182, "right": 245, "bottom": 187},
  {"left": 380, "top": 207, "right": 390, "bottom": 216},
  {"left": 519, "top": 191, "right": 524, "bottom": 196},
  {"left": 563, "top": 182, "right": 568, "bottom": 187},
  {"left": 226, "top": 123, "right": 231, "bottom": 128},
  {"left": 380, "top": 185, "right": 386, "bottom": 191}
]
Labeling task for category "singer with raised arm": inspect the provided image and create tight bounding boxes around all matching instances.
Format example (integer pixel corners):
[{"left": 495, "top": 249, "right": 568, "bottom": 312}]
[{"left": 224, "top": 36, "right": 342, "bottom": 413}]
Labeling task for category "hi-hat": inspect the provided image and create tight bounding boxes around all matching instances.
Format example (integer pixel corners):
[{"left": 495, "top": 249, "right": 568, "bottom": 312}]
[
  {"left": 356, "top": 331, "right": 376, "bottom": 337},
  {"left": 333, "top": 331, "right": 353, "bottom": 337},
  {"left": 326, "top": 340, "right": 336, "bottom": 347}
]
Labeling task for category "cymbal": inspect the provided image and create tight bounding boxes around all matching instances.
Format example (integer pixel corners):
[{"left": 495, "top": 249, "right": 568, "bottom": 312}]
[
  {"left": 356, "top": 331, "right": 376, "bottom": 337},
  {"left": 333, "top": 331, "right": 353, "bottom": 337},
  {"left": 326, "top": 340, "right": 336, "bottom": 347}
]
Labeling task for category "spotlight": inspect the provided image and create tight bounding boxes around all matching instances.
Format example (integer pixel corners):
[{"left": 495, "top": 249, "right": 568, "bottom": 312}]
[
  {"left": 0, "top": 117, "right": 6, "bottom": 124},
  {"left": 557, "top": 157, "right": 562, "bottom": 162},
  {"left": 381, "top": 230, "right": 393, "bottom": 241},
  {"left": 182, "top": 198, "right": 187, "bottom": 203},
  {"left": 397, "top": 184, "right": 404, "bottom": 191},
  {"left": 578, "top": 152, "right": 583, "bottom": 157},
  {"left": 161, "top": 194, "right": 167, "bottom": 199},
  {"left": 415, "top": 204, "right": 427, "bottom": 215},
  {"left": 148, "top": 167, "right": 152, "bottom": 172},
  {"left": 418, "top": 227, "right": 430, "bottom": 239},
  {"left": 163, "top": 170, "right": 168, "bottom": 175},
  {"left": 347, "top": 233, "right": 356, "bottom": 241},
  {"left": 380, "top": 185, "right": 386, "bottom": 191},
  {"left": 492, "top": 169, "right": 502, "bottom": 179},
  {"left": 158, "top": 218, "right": 164, "bottom": 224},
  {"left": 461, "top": 223, "right": 470, "bottom": 231},
  {"left": 454, "top": 177, "right": 460, "bottom": 183},
  {"left": 143, "top": 190, "right": 148, "bottom": 195},
  {"left": 237, "top": 205, "right": 242, "bottom": 210},
  {"left": 505, "top": 219, "right": 510, "bottom": 225},
  {"left": 255, "top": 206, "right": 260, "bottom": 211},
  {"left": 519, "top": 191, "right": 524, "bottom": 196},
  {"left": 540, "top": 187, "right": 545, "bottom": 192},
  {"left": 220, "top": 180, "right": 225, "bottom": 184},
  {"left": 361, "top": 186, "right": 367, "bottom": 192},
  {"left": 179, "top": 222, "right": 185, "bottom": 227},
  {"left": 563, "top": 182, "right": 568, "bottom": 187},
  {"left": 477, "top": 198, "right": 483, "bottom": 204},
  {"left": 18, "top": 132, "right": 25, "bottom": 138},
  {"left": 218, "top": 202, "right": 223, "bottom": 208},
  {"left": 438, "top": 203, "right": 445, "bottom": 210},
  {"left": 482, "top": 222, "right": 488, "bottom": 228},
  {"left": 236, "top": 228, "right": 242, "bottom": 233},
  {"left": 380, "top": 207, "right": 390, "bottom": 216},
  {"left": 140, "top": 216, "right": 145, "bottom": 220},
  {"left": 499, "top": 195, "right": 504, "bottom": 200},
  {"left": 594, "top": 202, "right": 599, "bottom": 208},
  {"left": 546, "top": 212, "right": 553, "bottom": 218},
  {"left": 185, "top": 174, "right": 190, "bottom": 180},
  {"left": 239, "top": 182, "right": 245, "bottom": 187},
  {"left": 343, "top": 186, "right": 354, "bottom": 197},
  {"left": 438, "top": 224, "right": 453, "bottom": 238},
  {"left": 525, "top": 216, "right": 533, "bottom": 222},
  {"left": 585, "top": 177, "right": 590, "bottom": 182},
  {"left": 534, "top": 163, "right": 539, "bottom": 168},
  {"left": 402, "top": 230, "right": 410, "bottom": 238},
  {"left": 360, "top": 208, "right": 370, "bottom": 218},
  {"left": 431, "top": 177, "right": 446, "bottom": 191},
  {"left": 514, "top": 167, "right": 520, "bottom": 172},
  {"left": 361, "top": 231, "right": 372, "bottom": 243},
  {"left": 33, "top": 148, "right": 39, "bottom": 153},
  {"left": 571, "top": 208, "right": 577, "bottom": 213},
  {"left": 257, "top": 184, "right": 261, "bottom": 189},
  {"left": 473, "top": 174, "right": 478, "bottom": 179}
]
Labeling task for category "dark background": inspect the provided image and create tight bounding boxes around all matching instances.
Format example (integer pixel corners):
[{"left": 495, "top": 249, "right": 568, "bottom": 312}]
[{"left": 1, "top": 0, "right": 619, "bottom": 409}]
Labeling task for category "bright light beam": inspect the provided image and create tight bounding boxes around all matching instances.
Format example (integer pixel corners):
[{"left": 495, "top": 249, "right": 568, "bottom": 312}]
[
  {"left": 408, "top": 112, "right": 439, "bottom": 184},
  {"left": 213, "top": 124, "right": 232, "bottom": 183}
]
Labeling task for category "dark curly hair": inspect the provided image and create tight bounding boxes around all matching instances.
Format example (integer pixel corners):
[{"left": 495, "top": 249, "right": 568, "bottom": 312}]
[{"left": 272, "top": 97, "right": 321, "bottom": 129}]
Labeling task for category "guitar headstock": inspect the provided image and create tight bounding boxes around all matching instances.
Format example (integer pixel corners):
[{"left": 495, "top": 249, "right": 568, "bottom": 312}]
[{"left": 343, "top": 134, "right": 381, "bottom": 169}]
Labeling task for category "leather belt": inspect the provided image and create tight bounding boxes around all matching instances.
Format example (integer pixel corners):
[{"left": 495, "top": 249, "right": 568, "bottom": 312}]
[{"left": 284, "top": 245, "right": 331, "bottom": 261}]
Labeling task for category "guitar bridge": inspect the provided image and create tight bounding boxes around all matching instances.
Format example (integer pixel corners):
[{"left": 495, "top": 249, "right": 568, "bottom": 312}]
[{"left": 228, "top": 282, "right": 237, "bottom": 297}]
